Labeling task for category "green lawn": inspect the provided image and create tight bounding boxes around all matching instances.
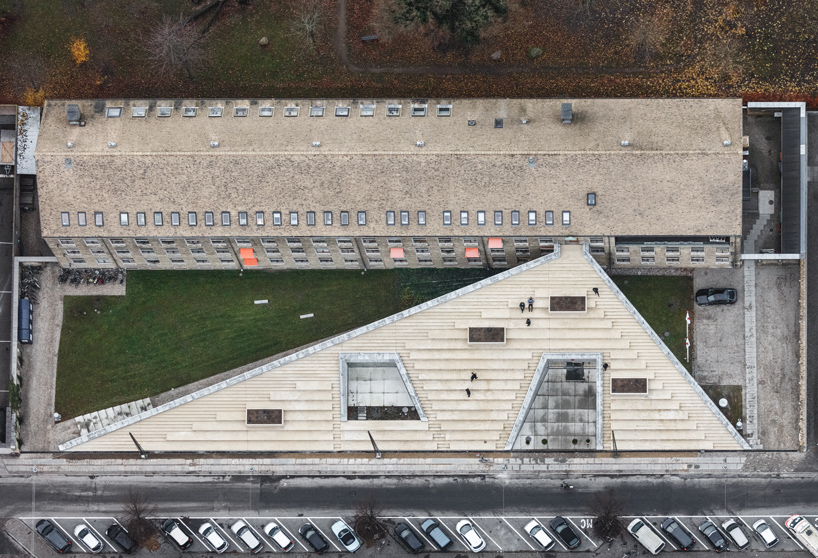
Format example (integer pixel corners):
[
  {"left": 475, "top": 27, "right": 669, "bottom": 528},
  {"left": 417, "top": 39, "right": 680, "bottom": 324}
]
[
  {"left": 56, "top": 267, "right": 499, "bottom": 419},
  {"left": 611, "top": 275, "right": 693, "bottom": 370}
]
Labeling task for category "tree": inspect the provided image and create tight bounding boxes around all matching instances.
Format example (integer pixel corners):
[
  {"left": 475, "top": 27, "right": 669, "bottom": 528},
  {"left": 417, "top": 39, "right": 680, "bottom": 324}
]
[
  {"left": 141, "top": 14, "right": 207, "bottom": 80},
  {"left": 392, "top": 0, "right": 508, "bottom": 45},
  {"left": 353, "top": 496, "right": 386, "bottom": 545},
  {"left": 69, "top": 38, "right": 90, "bottom": 65},
  {"left": 588, "top": 489, "right": 625, "bottom": 540},
  {"left": 289, "top": 0, "right": 324, "bottom": 52},
  {"left": 122, "top": 489, "right": 157, "bottom": 547}
]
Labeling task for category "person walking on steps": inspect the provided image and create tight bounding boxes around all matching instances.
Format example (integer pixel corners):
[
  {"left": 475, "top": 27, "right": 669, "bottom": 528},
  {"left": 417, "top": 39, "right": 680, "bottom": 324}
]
[
  {"left": 471, "top": 372, "right": 478, "bottom": 381},
  {"left": 466, "top": 388, "right": 471, "bottom": 398},
  {"left": 528, "top": 297, "right": 534, "bottom": 312},
  {"left": 519, "top": 302, "right": 525, "bottom": 313}
]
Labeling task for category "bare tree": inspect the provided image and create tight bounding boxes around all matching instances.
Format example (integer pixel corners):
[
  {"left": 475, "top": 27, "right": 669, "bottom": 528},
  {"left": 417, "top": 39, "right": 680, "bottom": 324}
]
[
  {"left": 141, "top": 14, "right": 207, "bottom": 79},
  {"left": 289, "top": 0, "right": 324, "bottom": 52},
  {"left": 353, "top": 496, "right": 386, "bottom": 545},
  {"left": 588, "top": 489, "right": 625, "bottom": 541},
  {"left": 122, "top": 489, "right": 157, "bottom": 547}
]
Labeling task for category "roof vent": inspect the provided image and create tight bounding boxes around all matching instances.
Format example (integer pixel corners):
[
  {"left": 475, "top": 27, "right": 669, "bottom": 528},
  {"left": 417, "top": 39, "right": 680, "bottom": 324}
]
[
  {"left": 468, "top": 120, "right": 476, "bottom": 126},
  {"left": 561, "top": 103, "right": 573, "bottom": 124},
  {"left": 312, "top": 141, "right": 321, "bottom": 147},
  {"left": 210, "top": 141, "right": 219, "bottom": 148},
  {"left": 521, "top": 118, "right": 529, "bottom": 124},
  {"left": 723, "top": 140, "right": 732, "bottom": 146},
  {"left": 107, "top": 142, "right": 117, "bottom": 148},
  {"left": 621, "top": 140, "right": 630, "bottom": 147},
  {"left": 67, "top": 104, "right": 80, "bottom": 123},
  {"left": 66, "top": 142, "right": 74, "bottom": 148},
  {"left": 416, "top": 141, "right": 425, "bottom": 147},
  {"left": 494, "top": 118, "right": 503, "bottom": 128}
]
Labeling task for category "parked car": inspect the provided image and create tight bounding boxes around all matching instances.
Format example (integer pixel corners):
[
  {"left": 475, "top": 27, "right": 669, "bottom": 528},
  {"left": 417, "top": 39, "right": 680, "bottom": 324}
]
[
  {"left": 106, "top": 524, "right": 138, "bottom": 554},
  {"left": 199, "top": 522, "right": 229, "bottom": 553},
  {"left": 161, "top": 519, "right": 192, "bottom": 550},
  {"left": 231, "top": 520, "right": 264, "bottom": 554},
  {"left": 721, "top": 519, "right": 749, "bottom": 550},
  {"left": 627, "top": 519, "right": 665, "bottom": 555},
  {"left": 549, "top": 517, "right": 580, "bottom": 550},
  {"left": 331, "top": 520, "right": 361, "bottom": 553},
  {"left": 524, "top": 519, "right": 555, "bottom": 551},
  {"left": 455, "top": 520, "right": 486, "bottom": 552},
  {"left": 74, "top": 525, "right": 103, "bottom": 553},
  {"left": 699, "top": 521, "right": 728, "bottom": 552},
  {"left": 36, "top": 520, "right": 72, "bottom": 554},
  {"left": 395, "top": 523, "right": 424, "bottom": 553},
  {"left": 752, "top": 519, "right": 779, "bottom": 548},
  {"left": 661, "top": 518, "right": 695, "bottom": 551},
  {"left": 299, "top": 523, "right": 329, "bottom": 554},
  {"left": 695, "top": 287, "right": 737, "bottom": 306},
  {"left": 263, "top": 522, "right": 295, "bottom": 552},
  {"left": 421, "top": 519, "right": 453, "bottom": 550}
]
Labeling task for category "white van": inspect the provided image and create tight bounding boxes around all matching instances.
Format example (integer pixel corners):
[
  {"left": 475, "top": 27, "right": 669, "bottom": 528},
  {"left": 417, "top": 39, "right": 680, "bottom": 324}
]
[{"left": 628, "top": 519, "right": 666, "bottom": 555}]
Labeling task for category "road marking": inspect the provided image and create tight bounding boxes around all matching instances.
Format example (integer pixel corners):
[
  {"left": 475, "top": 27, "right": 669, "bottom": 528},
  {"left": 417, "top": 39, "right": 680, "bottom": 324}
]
[
  {"left": 405, "top": 518, "right": 435, "bottom": 549},
  {"left": 209, "top": 518, "right": 242, "bottom": 550},
  {"left": 644, "top": 520, "right": 678, "bottom": 551},
  {"left": 307, "top": 518, "right": 340, "bottom": 552},
  {"left": 737, "top": 516, "right": 760, "bottom": 548},
  {"left": 50, "top": 518, "right": 84, "bottom": 552},
  {"left": 274, "top": 518, "right": 308, "bottom": 552},
  {"left": 769, "top": 516, "right": 805, "bottom": 550},
  {"left": 675, "top": 516, "right": 706, "bottom": 548},
  {"left": 540, "top": 518, "right": 568, "bottom": 551},
  {"left": 468, "top": 518, "right": 502, "bottom": 551},
  {"left": 112, "top": 518, "right": 128, "bottom": 531},
  {"left": 434, "top": 518, "right": 465, "bottom": 550},
  {"left": 177, "top": 517, "right": 208, "bottom": 551},
  {"left": 243, "top": 518, "right": 276, "bottom": 552},
  {"left": 501, "top": 518, "right": 536, "bottom": 551},
  {"left": 83, "top": 521, "right": 117, "bottom": 552},
  {"left": 565, "top": 516, "right": 598, "bottom": 548}
]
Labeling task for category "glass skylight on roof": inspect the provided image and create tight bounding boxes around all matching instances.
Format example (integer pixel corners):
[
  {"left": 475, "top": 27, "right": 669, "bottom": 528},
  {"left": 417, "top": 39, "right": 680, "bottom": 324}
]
[
  {"left": 132, "top": 107, "right": 147, "bottom": 117},
  {"left": 234, "top": 107, "right": 248, "bottom": 117},
  {"left": 209, "top": 107, "right": 223, "bottom": 117},
  {"left": 411, "top": 106, "right": 427, "bottom": 117},
  {"left": 183, "top": 107, "right": 197, "bottom": 117},
  {"left": 437, "top": 105, "right": 452, "bottom": 116},
  {"left": 360, "top": 105, "right": 375, "bottom": 117},
  {"left": 386, "top": 105, "right": 402, "bottom": 117},
  {"left": 335, "top": 107, "right": 350, "bottom": 117},
  {"left": 157, "top": 107, "right": 172, "bottom": 117},
  {"left": 284, "top": 107, "right": 299, "bottom": 117},
  {"left": 259, "top": 107, "right": 274, "bottom": 117},
  {"left": 106, "top": 107, "right": 122, "bottom": 118},
  {"left": 310, "top": 106, "right": 325, "bottom": 117}
]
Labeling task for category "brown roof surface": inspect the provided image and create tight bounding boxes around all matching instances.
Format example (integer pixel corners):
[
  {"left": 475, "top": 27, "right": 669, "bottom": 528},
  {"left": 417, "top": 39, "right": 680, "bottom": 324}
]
[{"left": 37, "top": 98, "right": 743, "bottom": 238}]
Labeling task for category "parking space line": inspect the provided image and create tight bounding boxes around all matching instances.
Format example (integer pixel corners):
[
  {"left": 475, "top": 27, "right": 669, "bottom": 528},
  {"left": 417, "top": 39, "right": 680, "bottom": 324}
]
[
  {"left": 83, "top": 521, "right": 117, "bottom": 552},
  {"left": 468, "top": 518, "right": 502, "bottom": 551},
  {"left": 177, "top": 517, "right": 208, "bottom": 550},
  {"left": 539, "top": 519, "right": 568, "bottom": 551},
  {"left": 405, "top": 518, "right": 435, "bottom": 549},
  {"left": 646, "top": 520, "right": 678, "bottom": 551},
  {"left": 501, "top": 518, "right": 535, "bottom": 551},
  {"left": 209, "top": 518, "right": 243, "bottom": 550},
  {"left": 769, "top": 516, "right": 805, "bottom": 550},
  {"left": 50, "top": 518, "right": 85, "bottom": 552},
  {"left": 565, "top": 517, "right": 598, "bottom": 548},
  {"left": 243, "top": 518, "right": 276, "bottom": 552},
  {"left": 434, "top": 518, "right": 465, "bottom": 550},
  {"left": 675, "top": 516, "right": 707, "bottom": 548},
  {"left": 307, "top": 518, "right": 341, "bottom": 552},
  {"left": 275, "top": 519, "right": 308, "bottom": 552}
]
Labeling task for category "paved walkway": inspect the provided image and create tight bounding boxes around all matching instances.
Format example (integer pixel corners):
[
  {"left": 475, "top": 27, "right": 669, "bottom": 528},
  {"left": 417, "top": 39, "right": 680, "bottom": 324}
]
[{"left": 743, "top": 261, "right": 761, "bottom": 448}]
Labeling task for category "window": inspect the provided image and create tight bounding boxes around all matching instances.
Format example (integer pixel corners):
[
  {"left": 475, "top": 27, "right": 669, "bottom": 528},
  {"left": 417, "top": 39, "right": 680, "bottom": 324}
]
[
  {"left": 290, "top": 212, "right": 298, "bottom": 226},
  {"left": 463, "top": 237, "right": 478, "bottom": 246},
  {"left": 587, "top": 192, "right": 597, "bottom": 206},
  {"left": 119, "top": 212, "right": 128, "bottom": 226},
  {"left": 640, "top": 246, "right": 655, "bottom": 255},
  {"left": 205, "top": 211, "right": 214, "bottom": 226},
  {"left": 562, "top": 211, "right": 571, "bottom": 226},
  {"left": 183, "top": 107, "right": 197, "bottom": 117},
  {"left": 135, "top": 238, "right": 150, "bottom": 246},
  {"left": 438, "top": 237, "right": 452, "bottom": 246},
  {"left": 259, "top": 107, "right": 273, "bottom": 117},
  {"left": 61, "top": 212, "right": 70, "bottom": 226},
  {"left": 616, "top": 246, "right": 630, "bottom": 255},
  {"left": 641, "top": 257, "right": 655, "bottom": 265},
  {"left": 411, "top": 105, "right": 427, "bottom": 117},
  {"left": 360, "top": 105, "right": 375, "bottom": 117},
  {"left": 284, "top": 106, "right": 299, "bottom": 117},
  {"left": 71, "top": 258, "right": 86, "bottom": 264},
  {"left": 460, "top": 211, "right": 468, "bottom": 225},
  {"left": 616, "top": 257, "right": 631, "bottom": 265},
  {"left": 307, "top": 211, "right": 316, "bottom": 226},
  {"left": 211, "top": 238, "right": 227, "bottom": 247},
  {"left": 667, "top": 256, "right": 680, "bottom": 264},
  {"left": 324, "top": 211, "right": 332, "bottom": 226},
  {"left": 357, "top": 211, "right": 366, "bottom": 226},
  {"left": 437, "top": 105, "right": 452, "bottom": 117},
  {"left": 340, "top": 211, "right": 349, "bottom": 226},
  {"left": 528, "top": 211, "right": 537, "bottom": 226},
  {"left": 418, "top": 211, "right": 426, "bottom": 225},
  {"left": 157, "top": 106, "right": 171, "bottom": 117},
  {"left": 312, "top": 238, "right": 328, "bottom": 247},
  {"left": 221, "top": 212, "right": 231, "bottom": 226},
  {"left": 106, "top": 107, "right": 122, "bottom": 118},
  {"left": 386, "top": 105, "right": 401, "bottom": 116},
  {"left": 58, "top": 239, "right": 75, "bottom": 247},
  {"left": 665, "top": 246, "right": 680, "bottom": 255},
  {"left": 256, "top": 211, "right": 265, "bottom": 226},
  {"left": 154, "top": 212, "right": 163, "bottom": 226},
  {"left": 511, "top": 210, "right": 520, "bottom": 226},
  {"left": 209, "top": 107, "right": 223, "bottom": 117},
  {"left": 110, "top": 238, "right": 125, "bottom": 246},
  {"left": 413, "top": 238, "right": 428, "bottom": 246},
  {"left": 94, "top": 212, "right": 104, "bottom": 226},
  {"left": 273, "top": 211, "right": 282, "bottom": 226},
  {"left": 362, "top": 238, "right": 377, "bottom": 246},
  {"left": 387, "top": 237, "right": 402, "bottom": 246},
  {"left": 122, "top": 258, "right": 136, "bottom": 265},
  {"left": 477, "top": 211, "right": 486, "bottom": 226},
  {"left": 84, "top": 238, "right": 100, "bottom": 247},
  {"left": 590, "top": 237, "right": 604, "bottom": 246},
  {"left": 234, "top": 107, "right": 248, "bottom": 117},
  {"left": 188, "top": 212, "right": 197, "bottom": 226},
  {"left": 235, "top": 237, "right": 251, "bottom": 246},
  {"left": 137, "top": 212, "right": 146, "bottom": 226},
  {"left": 78, "top": 212, "right": 87, "bottom": 227},
  {"left": 95, "top": 258, "right": 111, "bottom": 264},
  {"left": 400, "top": 211, "right": 409, "bottom": 226},
  {"left": 338, "top": 238, "right": 353, "bottom": 247},
  {"left": 545, "top": 211, "right": 554, "bottom": 226},
  {"left": 494, "top": 211, "right": 503, "bottom": 226},
  {"left": 386, "top": 211, "right": 396, "bottom": 226},
  {"left": 159, "top": 238, "right": 176, "bottom": 246},
  {"left": 239, "top": 211, "right": 248, "bottom": 226},
  {"left": 310, "top": 106, "right": 324, "bottom": 117},
  {"left": 261, "top": 238, "right": 277, "bottom": 246},
  {"left": 443, "top": 211, "right": 452, "bottom": 226},
  {"left": 132, "top": 107, "right": 147, "bottom": 117},
  {"left": 171, "top": 212, "right": 180, "bottom": 226}
]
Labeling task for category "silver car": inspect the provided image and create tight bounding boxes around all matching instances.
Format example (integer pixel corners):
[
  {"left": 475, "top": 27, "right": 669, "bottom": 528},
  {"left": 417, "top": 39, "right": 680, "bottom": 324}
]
[
  {"left": 752, "top": 519, "right": 779, "bottom": 548},
  {"left": 721, "top": 519, "right": 749, "bottom": 550},
  {"left": 199, "top": 522, "right": 229, "bottom": 554}
]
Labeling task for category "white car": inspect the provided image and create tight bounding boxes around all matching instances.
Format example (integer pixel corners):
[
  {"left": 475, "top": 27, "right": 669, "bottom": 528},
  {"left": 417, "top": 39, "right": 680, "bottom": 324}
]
[
  {"left": 199, "top": 522, "right": 229, "bottom": 553},
  {"left": 263, "top": 522, "right": 295, "bottom": 552},
  {"left": 455, "top": 520, "right": 486, "bottom": 552},
  {"left": 524, "top": 519, "right": 555, "bottom": 551},
  {"left": 73, "top": 524, "right": 103, "bottom": 553},
  {"left": 331, "top": 520, "right": 361, "bottom": 553},
  {"left": 752, "top": 519, "right": 779, "bottom": 548},
  {"left": 721, "top": 519, "right": 749, "bottom": 550},
  {"left": 231, "top": 520, "right": 264, "bottom": 553}
]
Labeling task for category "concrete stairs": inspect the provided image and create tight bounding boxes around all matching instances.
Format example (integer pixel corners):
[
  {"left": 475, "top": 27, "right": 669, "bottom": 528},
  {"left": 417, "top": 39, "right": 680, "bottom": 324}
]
[{"left": 74, "top": 398, "right": 153, "bottom": 437}]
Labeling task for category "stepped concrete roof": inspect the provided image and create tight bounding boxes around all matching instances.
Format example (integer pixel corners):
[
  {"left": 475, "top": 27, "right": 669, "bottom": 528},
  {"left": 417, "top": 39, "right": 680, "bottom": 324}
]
[
  {"left": 60, "top": 244, "right": 748, "bottom": 453},
  {"left": 37, "top": 98, "right": 742, "bottom": 238}
]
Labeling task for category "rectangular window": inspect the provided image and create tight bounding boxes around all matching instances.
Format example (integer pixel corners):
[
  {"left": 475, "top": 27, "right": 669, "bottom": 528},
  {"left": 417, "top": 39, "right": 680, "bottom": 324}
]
[
  {"left": 443, "top": 211, "right": 452, "bottom": 226},
  {"left": 494, "top": 211, "right": 503, "bottom": 226},
  {"left": 122, "top": 258, "right": 136, "bottom": 265},
  {"left": 290, "top": 212, "right": 298, "bottom": 226},
  {"left": 135, "top": 238, "right": 150, "bottom": 246},
  {"left": 640, "top": 246, "right": 655, "bottom": 255},
  {"left": 132, "top": 107, "right": 147, "bottom": 117},
  {"left": 641, "top": 257, "right": 655, "bottom": 265},
  {"left": 386, "top": 211, "right": 396, "bottom": 226},
  {"left": 310, "top": 106, "right": 324, "bottom": 117},
  {"left": 256, "top": 211, "right": 264, "bottom": 226},
  {"left": 185, "top": 239, "right": 201, "bottom": 246},
  {"left": 171, "top": 212, "right": 180, "bottom": 226},
  {"left": 667, "top": 256, "right": 680, "bottom": 264},
  {"left": 238, "top": 211, "right": 248, "bottom": 226},
  {"left": 437, "top": 105, "right": 452, "bottom": 117},
  {"left": 157, "top": 107, "right": 171, "bottom": 117},
  {"left": 261, "top": 238, "right": 277, "bottom": 246},
  {"left": 71, "top": 258, "right": 86, "bottom": 265},
  {"left": 400, "top": 211, "right": 409, "bottom": 226},
  {"left": 362, "top": 238, "right": 377, "bottom": 246},
  {"left": 562, "top": 211, "right": 571, "bottom": 226},
  {"left": 61, "top": 212, "right": 70, "bottom": 226},
  {"left": 438, "top": 237, "right": 452, "bottom": 246},
  {"left": 110, "top": 238, "right": 125, "bottom": 246},
  {"left": 335, "top": 107, "right": 350, "bottom": 117},
  {"left": 96, "top": 258, "right": 111, "bottom": 264},
  {"left": 106, "top": 107, "right": 122, "bottom": 118},
  {"left": 78, "top": 212, "right": 87, "bottom": 226},
  {"left": 616, "top": 246, "right": 630, "bottom": 255},
  {"left": 205, "top": 211, "right": 214, "bottom": 226},
  {"left": 337, "top": 238, "right": 353, "bottom": 247},
  {"left": 418, "top": 211, "right": 426, "bottom": 226},
  {"left": 134, "top": 212, "right": 144, "bottom": 226},
  {"left": 209, "top": 107, "right": 223, "bottom": 117},
  {"left": 460, "top": 211, "right": 468, "bottom": 226},
  {"left": 324, "top": 211, "right": 333, "bottom": 226},
  {"left": 284, "top": 106, "right": 299, "bottom": 117},
  {"left": 360, "top": 105, "right": 375, "bottom": 116},
  {"left": 312, "top": 238, "right": 328, "bottom": 247},
  {"left": 119, "top": 212, "right": 128, "bottom": 226},
  {"left": 259, "top": 107, "right": 273, "bottom": 117},
  {"left": 387, "top": 237, "right": 402, "bottom": 246},
  {"left": 477, "top": 211, "right": 486, "bottom": 226},
  {"left": 211, "top": 238, "right": 227, "bottom": 247},
  {"left": 587, "top": 192, "right": 597, "bottom": 206},
  {"left": 58, "top": 239, "right": 75, "bottom": 247},
  {"left": 545, "top": 211, "right": 554, "bottom": 226},
  {"left": 234, "top": 107, "right": 249, "bottom": 117},
  {"left": 273, "top": 211, "right": 282, "bottom": 226},
  {"left": 235, "top": 237, "right": 251, "bottom": 246},
  {"left": 386, "top": 105, "right": 401, "bottom": 116},
  {"left": 159, "top": 238, "right": 176, "bottom": 246},
  {"left": 307, "top": 211, "right": 316, "bottom": 226},
  {"left": 153, "top": 212, "right": 163, "bottom": 226},
  {"left": 357, "top": 211, "right": 366, "bottom": 226},
  {"left": 94, "top": 212, "right": 104, "bottom": 226},
  {"left": 84, "top": 238, "right": 101, "bottom": 246},
  {"left": 411, "top": 105, "right": 427, "bottom": 117},
  {"left": 182, "top": 106, "right": 197, "bottom": 117},
  {"left": 511, "top": 210, "right": 520, "bottom": 226},
  {"left": 463, "top": 237, "right": 478, "bottom": 246},
  {"left": 340, "top": 211, "right": 349, "bottom": 226},
  {"left": 528, "top": 211, "right": 537, "bottom": 226},
  {"left": 188, "top": 212, "right": 197, "bottom": 226},
  {"left": 590, "top": 237, "right": 604, "bottom": 246},
  {"left": 221, "top": 212, "right": 230, "bottom": 226}
]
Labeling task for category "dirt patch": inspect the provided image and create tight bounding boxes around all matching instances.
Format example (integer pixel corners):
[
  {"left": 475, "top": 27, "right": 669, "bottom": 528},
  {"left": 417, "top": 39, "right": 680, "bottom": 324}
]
[
  {"left": 701, "top": 384, "right": 743, "bottom": 427},
  {"left": 468, "top": 327, "right": 505, "bottom": 343},
  {"left": 348, "top": 406, "right": 420, "bottom": 420},
  {"left": 246, "top": 408, "right": 283, "bottom": 425},
  {"left": 611, "top": 378, "right": 648, "bottom": 394},
  {"left": 550, "top": 296, "right": 586, "bottom": 312}
]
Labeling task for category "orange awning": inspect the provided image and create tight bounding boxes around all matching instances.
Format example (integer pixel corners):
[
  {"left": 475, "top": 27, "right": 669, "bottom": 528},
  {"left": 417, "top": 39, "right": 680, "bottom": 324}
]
[
  {"left": 390, "top": 247, "right": 405, "bottom": 259},
  {"left": 244, "top": 258, "right": 258, "bottom": 267},
  {"left": 488, "top": 237, "right": 503, "bottom": 249},
  {"left": 465, "top": 247, "right": 480, "bottom": 258},
  {"left": 240, "top": 248, "right": 254, "bottom": 258}
]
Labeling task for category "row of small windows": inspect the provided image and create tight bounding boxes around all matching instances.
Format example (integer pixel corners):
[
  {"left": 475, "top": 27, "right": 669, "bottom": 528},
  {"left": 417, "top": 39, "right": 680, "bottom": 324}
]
[
  {"left": 110, "top": 104, "right": 453, "bottom": 119},
  {"left": 61, "top": 210, "right": 571, "bottom": 228}
]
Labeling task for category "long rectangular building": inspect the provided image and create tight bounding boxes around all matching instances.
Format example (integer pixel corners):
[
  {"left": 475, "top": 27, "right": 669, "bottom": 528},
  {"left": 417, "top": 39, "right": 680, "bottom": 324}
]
[{"left": 35, "top": 98, "right": 743, "bottom": 270}]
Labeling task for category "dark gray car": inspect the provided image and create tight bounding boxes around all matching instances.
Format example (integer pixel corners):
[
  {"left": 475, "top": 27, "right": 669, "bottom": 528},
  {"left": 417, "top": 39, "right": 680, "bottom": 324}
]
[
  {"left": 395, "top": 523, "right": 424, "bottom": 553},
  {"left": 36, "top": 520, "right": 72, "bottom": 554},
  {"left": 695, "top": 287, "right": 737, "bottom": 306},
  {"left": 661, "top": 518, "right": 695, "bottom": 551}
]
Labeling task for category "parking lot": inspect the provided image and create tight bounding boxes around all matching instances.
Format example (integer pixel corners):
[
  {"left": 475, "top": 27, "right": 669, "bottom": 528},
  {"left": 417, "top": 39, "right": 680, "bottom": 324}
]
[{"left": 14, "top": 513, "right": 818, "bottom": 554}]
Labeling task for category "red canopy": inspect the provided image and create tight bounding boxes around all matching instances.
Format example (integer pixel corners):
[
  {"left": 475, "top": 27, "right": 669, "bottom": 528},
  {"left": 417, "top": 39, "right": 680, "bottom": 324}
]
[
  {"left": 390, "top": 247, "right": 405, "bottom": 259},
  {"left": 465, "top": 247, "right": 480, "bottom": 258},
  {"left": 244, "top": 258, "right": 258, "bottom": 267},
  {"left": 488, "top": 237, "right": 503, "bottom": 249},
  {"left": 239, "top": 248, "right": 254, "bottom": 258}
]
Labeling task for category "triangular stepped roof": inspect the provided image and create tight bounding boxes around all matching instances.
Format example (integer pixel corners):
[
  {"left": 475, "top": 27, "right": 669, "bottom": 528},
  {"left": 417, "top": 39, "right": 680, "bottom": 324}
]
[{"left": 62, "top": 244, "right": 747, "bottom": 452}]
